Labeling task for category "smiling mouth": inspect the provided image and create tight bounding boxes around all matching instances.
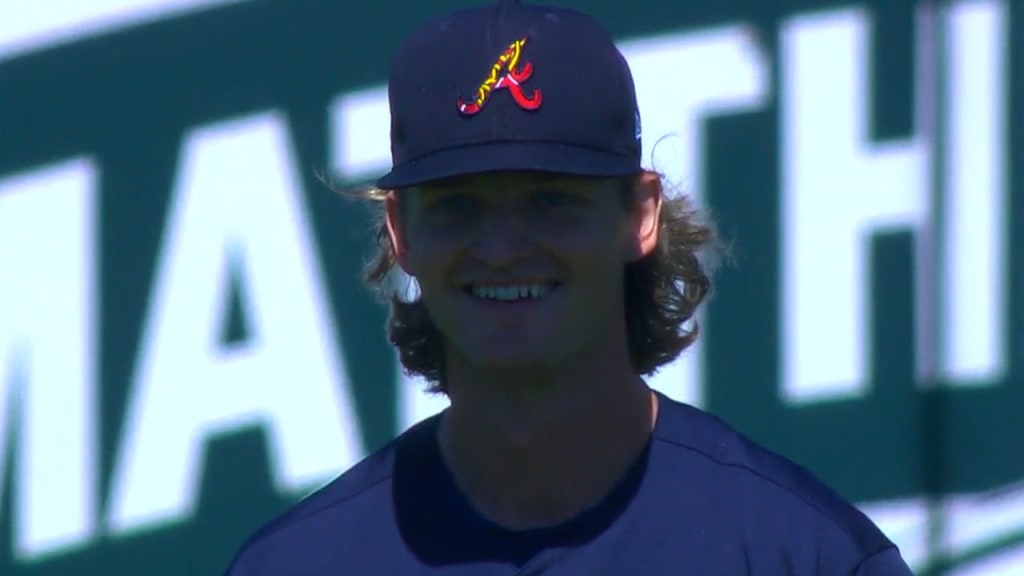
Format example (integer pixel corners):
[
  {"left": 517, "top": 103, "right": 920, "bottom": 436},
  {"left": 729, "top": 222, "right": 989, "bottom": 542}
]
[{"left": 463, "top": 282, "right": 561, "bottom": 302}]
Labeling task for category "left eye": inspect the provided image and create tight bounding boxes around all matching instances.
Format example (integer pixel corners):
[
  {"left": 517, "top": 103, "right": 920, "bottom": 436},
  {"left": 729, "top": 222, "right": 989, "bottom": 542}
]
[{"left": 531, "top": 190, "right": 577, "bottom": 208}]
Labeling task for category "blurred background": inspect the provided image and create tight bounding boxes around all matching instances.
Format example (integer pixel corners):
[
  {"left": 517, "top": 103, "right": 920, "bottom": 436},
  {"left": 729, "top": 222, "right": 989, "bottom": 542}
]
[{"left": 0, "top": 0, "right": 1021, "bottom": 574}]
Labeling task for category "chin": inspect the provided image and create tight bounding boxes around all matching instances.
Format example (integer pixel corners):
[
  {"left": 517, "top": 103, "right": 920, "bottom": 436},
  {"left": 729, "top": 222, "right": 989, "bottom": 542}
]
[{"left": 459, "top": 343, "right": 562, "bottom": 372}]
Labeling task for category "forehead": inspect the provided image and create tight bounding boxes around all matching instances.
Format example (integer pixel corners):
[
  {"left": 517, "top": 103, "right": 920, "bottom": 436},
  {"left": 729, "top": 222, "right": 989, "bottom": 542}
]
[{"left": 413, "top": 171, "right": 617, "bottom": 195}]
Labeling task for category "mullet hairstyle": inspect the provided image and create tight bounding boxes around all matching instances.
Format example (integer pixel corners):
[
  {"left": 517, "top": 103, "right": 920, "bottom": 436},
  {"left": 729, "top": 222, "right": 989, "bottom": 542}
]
[{"left": 343, "top": 171, "right": 725, "bottom": 395}]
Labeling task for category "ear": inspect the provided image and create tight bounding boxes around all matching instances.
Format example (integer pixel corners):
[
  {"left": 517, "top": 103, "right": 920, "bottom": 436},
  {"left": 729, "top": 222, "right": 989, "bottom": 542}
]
[
  {"left": 384, "top": 191, "right": 414, "bottom": 275},
  {"left": 624, "top": 171, "right": 662, "bottom": 262}
]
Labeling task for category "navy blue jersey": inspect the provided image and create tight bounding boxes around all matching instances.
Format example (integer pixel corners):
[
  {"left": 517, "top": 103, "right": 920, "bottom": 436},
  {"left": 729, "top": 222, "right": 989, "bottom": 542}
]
[{"left": 225, "top": 392, "right": 913, "bottom": 575}]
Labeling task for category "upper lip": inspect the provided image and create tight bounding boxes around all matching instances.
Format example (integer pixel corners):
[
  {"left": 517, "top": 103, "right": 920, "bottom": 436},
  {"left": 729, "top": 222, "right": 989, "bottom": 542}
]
[{"left": 461, "top": 280, "right": 559, "bottom": 287}]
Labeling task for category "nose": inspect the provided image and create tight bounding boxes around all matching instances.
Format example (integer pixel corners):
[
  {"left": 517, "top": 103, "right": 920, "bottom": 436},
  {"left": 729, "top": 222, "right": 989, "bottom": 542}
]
[{"left": 470, "top": 209, "right": 533, "bottom": 267}]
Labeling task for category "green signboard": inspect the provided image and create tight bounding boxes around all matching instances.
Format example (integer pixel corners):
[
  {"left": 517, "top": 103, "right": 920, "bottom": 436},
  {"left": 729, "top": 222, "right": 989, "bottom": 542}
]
[{"left": 1, "top": 1, "right": 1021, "bottom": 574}]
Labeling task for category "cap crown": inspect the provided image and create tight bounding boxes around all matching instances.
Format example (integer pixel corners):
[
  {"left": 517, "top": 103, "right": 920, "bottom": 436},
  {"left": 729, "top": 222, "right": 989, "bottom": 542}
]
[{"left": 379, "top": 0, "right": 641, "bottom": 188}]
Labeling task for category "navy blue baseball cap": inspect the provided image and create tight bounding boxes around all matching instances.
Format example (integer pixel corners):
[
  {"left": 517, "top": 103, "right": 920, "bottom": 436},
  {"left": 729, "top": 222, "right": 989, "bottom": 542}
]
[{"left": 376, "top": 0, "right": 642, "bottom": 189}]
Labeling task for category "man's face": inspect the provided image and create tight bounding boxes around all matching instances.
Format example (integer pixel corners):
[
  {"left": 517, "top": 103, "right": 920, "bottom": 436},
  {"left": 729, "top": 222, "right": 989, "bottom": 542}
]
[{"left": 387, "top": 170, "right": 655, "bottom": 373}]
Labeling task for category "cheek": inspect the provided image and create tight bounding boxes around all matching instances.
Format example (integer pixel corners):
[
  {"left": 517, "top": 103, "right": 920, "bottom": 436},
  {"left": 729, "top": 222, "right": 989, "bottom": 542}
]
[
  {"left": 404, "top": 228, "right": 462, "bottom": 283},
  {"left": 543, "top": 218, "right": 626, "bottom": 261}
]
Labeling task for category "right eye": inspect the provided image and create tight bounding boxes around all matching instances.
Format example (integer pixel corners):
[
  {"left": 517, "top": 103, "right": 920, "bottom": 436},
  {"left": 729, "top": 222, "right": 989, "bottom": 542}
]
[{"left": 427, "top": 192, "right": 480, "bottom": 217}]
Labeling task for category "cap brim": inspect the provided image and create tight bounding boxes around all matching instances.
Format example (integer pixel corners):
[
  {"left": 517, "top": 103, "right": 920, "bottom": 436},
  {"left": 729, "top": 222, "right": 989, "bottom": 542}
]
[{"left": 375, "top": 141, "right": 639, "bottom": 189}]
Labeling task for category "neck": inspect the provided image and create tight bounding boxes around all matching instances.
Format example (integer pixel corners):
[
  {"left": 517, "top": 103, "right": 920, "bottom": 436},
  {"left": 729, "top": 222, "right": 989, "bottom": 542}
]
[{"left": 438, "top": 349, "right": 658, "bottom": 531}]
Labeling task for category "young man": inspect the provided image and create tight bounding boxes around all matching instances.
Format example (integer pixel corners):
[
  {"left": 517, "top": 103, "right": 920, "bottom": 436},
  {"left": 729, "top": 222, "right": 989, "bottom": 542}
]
[{"left": 225, "top": 1, "right": 915, "bottom": 574}]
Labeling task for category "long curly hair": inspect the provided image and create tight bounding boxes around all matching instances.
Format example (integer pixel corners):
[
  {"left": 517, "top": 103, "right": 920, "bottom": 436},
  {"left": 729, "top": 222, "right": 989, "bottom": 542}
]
[{"left": 348, "top": 172, "right": 725, "bottom": 394}]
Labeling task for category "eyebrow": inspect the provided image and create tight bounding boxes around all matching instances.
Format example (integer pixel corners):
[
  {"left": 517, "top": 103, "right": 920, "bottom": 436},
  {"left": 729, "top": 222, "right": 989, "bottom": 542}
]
[{"left": 425, "top": 174, "right": 590, "bottom": 192}]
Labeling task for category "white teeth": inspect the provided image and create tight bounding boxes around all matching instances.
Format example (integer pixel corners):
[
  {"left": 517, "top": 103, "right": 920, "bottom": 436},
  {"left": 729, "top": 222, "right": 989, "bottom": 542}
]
[{"left": 470, "top": 283, "right": 553, "bottom": 301}]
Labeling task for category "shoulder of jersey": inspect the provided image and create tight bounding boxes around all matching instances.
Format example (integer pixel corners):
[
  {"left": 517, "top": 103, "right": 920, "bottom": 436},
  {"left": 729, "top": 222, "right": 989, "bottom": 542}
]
[
  {"left": 225, "top": 415, "right": 437, "bottom": 569},
  {"left": 653, "top": 394, "right": 891, "bottom": 550}
]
